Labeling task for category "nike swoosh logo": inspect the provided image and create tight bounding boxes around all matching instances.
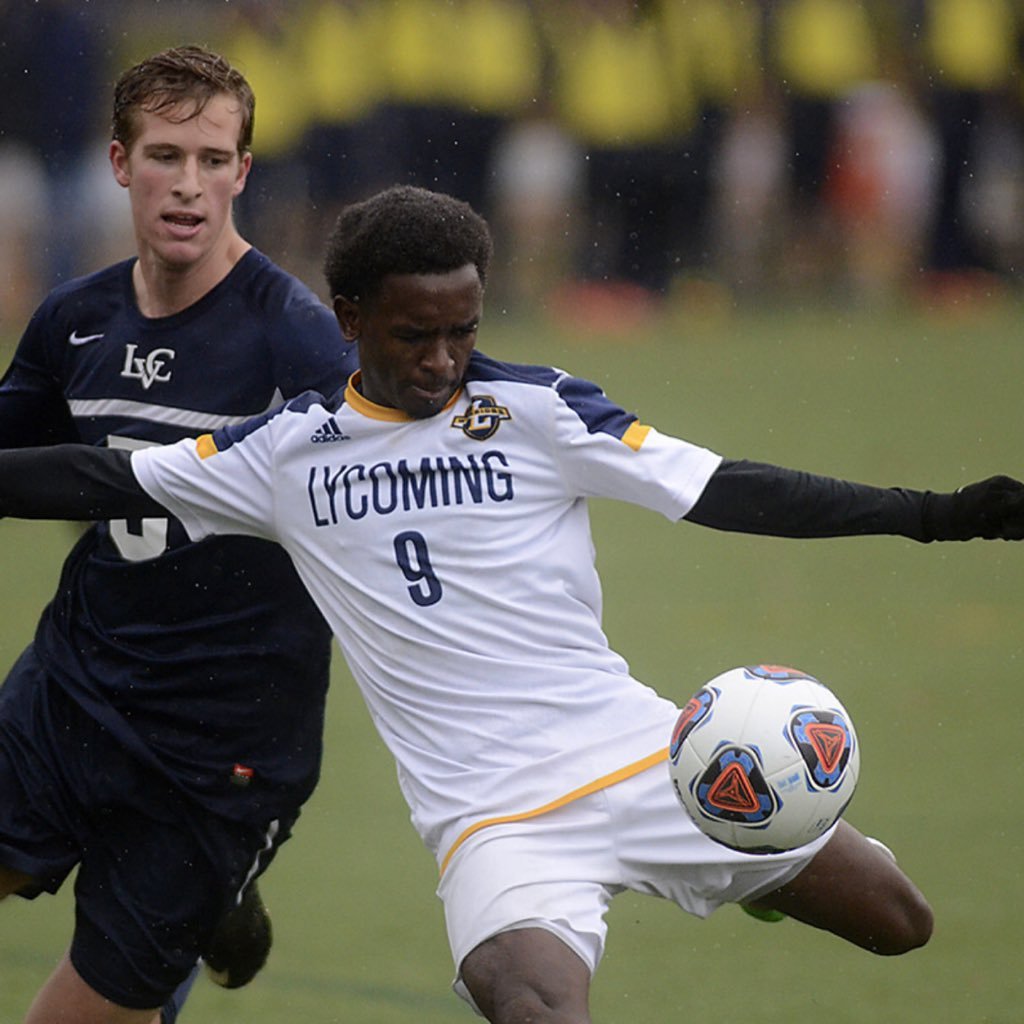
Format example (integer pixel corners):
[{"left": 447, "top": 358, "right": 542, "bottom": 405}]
[{"left": 69, "top": 330, "right": 105, "bottom": 346}]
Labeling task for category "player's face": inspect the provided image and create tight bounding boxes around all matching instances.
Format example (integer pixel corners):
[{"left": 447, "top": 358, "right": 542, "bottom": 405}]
[
  {"left": 109, "top": 93, "right": 251, "bottom": 271},
  {"left": 336, "top": 264, "right": 483, "bottom": 420}
]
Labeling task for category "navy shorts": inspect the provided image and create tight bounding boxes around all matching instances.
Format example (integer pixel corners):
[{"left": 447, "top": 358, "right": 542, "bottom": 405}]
[{"left": 0, "top": 648, "right": 294, "bottom": 1009}]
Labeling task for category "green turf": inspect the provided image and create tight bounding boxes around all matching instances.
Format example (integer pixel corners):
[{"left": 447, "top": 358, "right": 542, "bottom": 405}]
[{"left": 2, "top": 299, "right": 1023, "bottom": 1021}]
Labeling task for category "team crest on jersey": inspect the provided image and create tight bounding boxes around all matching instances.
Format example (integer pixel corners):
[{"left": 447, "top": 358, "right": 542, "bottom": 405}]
[
  {"left": 121, "top": 343, "right": 175, "bottom": 389},
  {"left": 451, "top": 394, "right": 511, "bottom": 440}
]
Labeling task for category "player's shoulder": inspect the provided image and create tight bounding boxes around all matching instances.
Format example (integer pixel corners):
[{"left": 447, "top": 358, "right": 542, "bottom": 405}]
[
  {"left": 465, "top": 350, "right": 566, "bottom": 390},
  {"left": 19, "top": 260, "right": 132, "bottom": 358},
  {"left": 467, "top": 350, "right": 610, "bottom": 406},
  {"left": 232, "top": 249, "right": 335, "bottom": 326},
  {"left": 34, "top": 260, "right": 131, "bottom": 319},
  {"left": 467, "top": 350, "right": 638, "bottom": 439},
  {"left": 206, "top": 388, "right": 331, "bottom": 455}
]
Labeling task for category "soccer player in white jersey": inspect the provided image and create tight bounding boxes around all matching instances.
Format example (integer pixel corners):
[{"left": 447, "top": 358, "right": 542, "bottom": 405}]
[{"left": 2, "top": 186, "right": 1024, "bottom": 1024}]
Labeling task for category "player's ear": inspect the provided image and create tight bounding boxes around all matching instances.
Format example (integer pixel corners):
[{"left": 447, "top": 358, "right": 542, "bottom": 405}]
[
  {"left": 110, "top": 140, "right": 131, "bottom": 188},
  {"left": 332, "top": 295, "right": 360, "bottom": 342},
  {"left": 232, "top": 151, "right": 253, "bottom": 197}
]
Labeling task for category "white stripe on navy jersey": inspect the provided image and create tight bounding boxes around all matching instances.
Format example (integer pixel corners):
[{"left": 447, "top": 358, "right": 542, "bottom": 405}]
[{"left": 68, "top": 387, "right": 287, "bottom": 432}]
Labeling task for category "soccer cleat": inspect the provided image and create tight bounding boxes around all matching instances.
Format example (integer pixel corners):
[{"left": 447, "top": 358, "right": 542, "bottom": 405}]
[
  {"left": 865, "top": 835, "right": 898, "bottom": 863},
  {"left": 740, "top": 903, "right": 787, "bottom": 923},
  {"left": 202, "top": 882, "right": 272, "bottom": 988}
]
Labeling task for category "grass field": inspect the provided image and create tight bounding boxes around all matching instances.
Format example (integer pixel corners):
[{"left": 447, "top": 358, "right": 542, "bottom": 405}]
[{"left": 1, "top": 298, "right": 1023, "bottom": 1022}]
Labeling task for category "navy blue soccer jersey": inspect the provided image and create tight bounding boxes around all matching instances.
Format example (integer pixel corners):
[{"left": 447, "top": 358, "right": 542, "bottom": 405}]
[{"left": 0, "top": 249, "right": 357, "bottom": 820}]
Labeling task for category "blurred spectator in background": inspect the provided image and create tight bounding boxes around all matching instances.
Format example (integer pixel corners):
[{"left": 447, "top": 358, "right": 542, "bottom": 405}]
[
  {"left": 220, "top": 0, "right": 316, "bottom": 273},
  {"left": 915, "top": 0, "right": 1022, "bottom": 292},
  {"left": 0, "top": 0, "right": 109, "bottom": 327},
  {"left": 543, "top": 0, "right": 686, "bottom": 317},
  {"left": 488, "top": 110, "right": 584, "bottom": 315},
  {"left": 540, "top": 0, "right": 760, "bottom": 326},
  {"left": 658, "top": 0, "right": 761, "bottom": 279},
  {"left": 766, "top": 0, "right": 881, "bottom": 291},
  {"left": 4, "top": 0, "right": 1024, "bottom": 324},
  {"left": 825, "top": 80, "right": 939, "bottom": 302},
  {"left": 371, "top": 0, "right": 542, "bottom": 217},
  {"left": 300, "top": 0, "right": 384, "bottom": 261}
]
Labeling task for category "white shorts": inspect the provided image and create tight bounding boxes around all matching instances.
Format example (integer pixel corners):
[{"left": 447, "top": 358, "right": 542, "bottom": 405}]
[{"left": 438, "top": 758, "right": 833, "bottom": 1011}]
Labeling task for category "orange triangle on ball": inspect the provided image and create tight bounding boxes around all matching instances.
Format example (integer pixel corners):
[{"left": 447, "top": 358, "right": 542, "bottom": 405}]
[
  {"left": 707, "top": 761, "right": 761, "bottom": 813},
  {"left": 803, "top": 722, "right": 847, "bottom": 774}
]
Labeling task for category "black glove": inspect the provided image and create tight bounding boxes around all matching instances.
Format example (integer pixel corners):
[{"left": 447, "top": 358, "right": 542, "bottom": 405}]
[{"left": 922, "top": 476, "right": 1024, "bottom": 541}]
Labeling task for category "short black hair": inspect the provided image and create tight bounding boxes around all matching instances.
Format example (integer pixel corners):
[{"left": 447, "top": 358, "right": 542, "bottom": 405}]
[{"left": 324, "top": 186, "right": 493, "bottom": 303}]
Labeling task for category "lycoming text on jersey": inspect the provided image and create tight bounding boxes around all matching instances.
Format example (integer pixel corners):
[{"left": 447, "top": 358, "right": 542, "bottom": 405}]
[{"left": 307, "top": 450, "right": 514, "bottom": 525}]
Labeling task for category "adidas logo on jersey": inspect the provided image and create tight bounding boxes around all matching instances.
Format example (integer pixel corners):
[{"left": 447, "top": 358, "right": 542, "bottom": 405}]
[{"left": 310, "top": 417, "right": 349, "bottom": 443}]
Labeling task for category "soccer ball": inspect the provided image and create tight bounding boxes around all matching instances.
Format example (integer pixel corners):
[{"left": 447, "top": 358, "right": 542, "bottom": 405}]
[{"left": 668, "top": 665, "right": 859, "bottom": 854}]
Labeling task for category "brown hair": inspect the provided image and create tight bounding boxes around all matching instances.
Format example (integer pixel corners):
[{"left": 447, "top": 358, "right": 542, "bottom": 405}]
[{"left": 112, "top": 44, "right": 255, "bottom": 156}]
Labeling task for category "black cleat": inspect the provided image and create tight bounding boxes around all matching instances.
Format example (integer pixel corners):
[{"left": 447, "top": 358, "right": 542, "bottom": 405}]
[{"left": 202, "top": 882, "right": 272, "bottom": 988}]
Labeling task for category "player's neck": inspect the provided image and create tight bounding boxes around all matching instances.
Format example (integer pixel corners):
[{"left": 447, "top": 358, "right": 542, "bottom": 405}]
[{"left": 132, "top": 232, "right": 251, "bottom": 319}]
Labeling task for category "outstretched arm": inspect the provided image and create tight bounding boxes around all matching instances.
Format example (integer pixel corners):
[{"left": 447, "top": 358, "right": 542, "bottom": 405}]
[
  {"left": 684, "top": 459, "right": 1024, "bottom": 542},
  {"left": 0, "top": 446, "right": 167, "bottom": 521}
]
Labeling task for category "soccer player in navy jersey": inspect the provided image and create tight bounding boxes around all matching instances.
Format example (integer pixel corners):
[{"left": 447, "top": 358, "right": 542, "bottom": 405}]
[
  {"left": 0, "top": 46, "right": 356, "bottom": 1024},
  {"left": 2, "top": 185, "right": 1024, "bottom": 1024}
]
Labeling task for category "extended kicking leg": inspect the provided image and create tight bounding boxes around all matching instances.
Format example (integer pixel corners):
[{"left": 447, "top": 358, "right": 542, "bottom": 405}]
[{"left": 745, "top": 819, "right": 933, "bottom": 954}]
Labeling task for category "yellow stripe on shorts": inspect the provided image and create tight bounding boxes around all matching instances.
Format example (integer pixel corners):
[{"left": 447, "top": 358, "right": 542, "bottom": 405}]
[{"left": 439, "top": 747, "right": 669, "bottom": 877}]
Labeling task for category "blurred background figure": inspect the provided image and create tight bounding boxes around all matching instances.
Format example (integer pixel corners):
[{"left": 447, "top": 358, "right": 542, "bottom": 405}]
[
  {"left": 0, "top": 0, "right": 114, "bottom": 324},
  {"left": 914, "top": 0, "right": 1023, "bottom": 299},
  {"left": 542, "top": 0, "right": 687, "bottom": 323},
  {"left": 299, "top": 0, "right": 384, "bottom": 272},
  {"left": 2, "top": 0, "right": 1024, "bottom": 329},
  {"left": 765, "top": 0, "right": 881, "bottom": 294},
  {"left": 825, "top": 81, "right": 939, "bottom": 302},
  {"left": 220, "top": 0, "right": 316, "bottom": 274}
]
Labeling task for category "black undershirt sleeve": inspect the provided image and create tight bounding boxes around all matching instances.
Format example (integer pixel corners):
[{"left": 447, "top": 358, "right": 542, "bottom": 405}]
[
  {"left": 3, "top": 450, "right": 1008, "bottom": 543},
  {"left": 684, "top": 459, "right": 935, "bottom": 542},
  {"left": 0, "top": 446, "right": 166, "bottom": 521}
]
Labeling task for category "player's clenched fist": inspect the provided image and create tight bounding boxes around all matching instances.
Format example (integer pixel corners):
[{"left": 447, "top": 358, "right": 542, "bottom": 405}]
[{"left": 924, "top": 476, "right": 1024, "bottom": 541}]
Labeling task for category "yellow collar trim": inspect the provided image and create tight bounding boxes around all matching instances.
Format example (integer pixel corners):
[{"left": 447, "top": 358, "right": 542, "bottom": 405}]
[{"left": 344, "top": 371, "right": 465, "bottom": 421}]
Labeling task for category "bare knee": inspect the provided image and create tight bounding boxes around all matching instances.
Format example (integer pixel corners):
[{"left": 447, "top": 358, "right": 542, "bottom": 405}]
[
  {"left": 460, "top": 928, "right": 591, "bottom": 1024},
  {"left": 868, "top": 882, "right": 933, "bottom": 955},
  {"left": 752, "top": 821, "right": 934, "bottom": 956}
]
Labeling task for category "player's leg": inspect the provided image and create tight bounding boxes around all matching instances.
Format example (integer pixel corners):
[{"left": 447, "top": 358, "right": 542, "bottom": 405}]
[
  {"left": 66, "top": 756, "right": 282, "bottom": 1021},
  {"left": 439, "top": 796, "right": 623, "bottom": 1024},
  {"left": 0, "top": 653, "right": 82, "bottom": 904},
  {"left": 460, "top": 927, "right": 592, "bottom": 1024},
  {"left": 0, "top": 863, "right": 39, "bottom": 898},
  {"left": 24, "top": 954, "right": 162, "bottom": 1024},
  {"left": 153, "top": 882, "right": 272, "bottom": 1023},
  {"left": 744, "top": 819, "right": 933, "bottom": 954}
]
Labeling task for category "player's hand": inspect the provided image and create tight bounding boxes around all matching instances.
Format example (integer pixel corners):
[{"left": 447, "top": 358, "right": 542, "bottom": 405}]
[{"left": 924, "top": 476, "right": 1024, "bottom": 541}]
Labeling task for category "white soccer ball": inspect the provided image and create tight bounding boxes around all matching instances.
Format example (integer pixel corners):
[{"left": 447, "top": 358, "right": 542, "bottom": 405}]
[{"left": 668, "top": 665, "right": 860, "bottom": 854}]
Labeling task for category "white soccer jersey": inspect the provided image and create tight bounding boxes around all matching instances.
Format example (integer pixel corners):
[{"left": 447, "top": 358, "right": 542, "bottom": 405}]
[{"left": 133, "top": 352, "right": 723, "bottom": 865}]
